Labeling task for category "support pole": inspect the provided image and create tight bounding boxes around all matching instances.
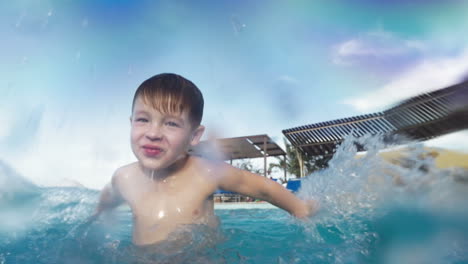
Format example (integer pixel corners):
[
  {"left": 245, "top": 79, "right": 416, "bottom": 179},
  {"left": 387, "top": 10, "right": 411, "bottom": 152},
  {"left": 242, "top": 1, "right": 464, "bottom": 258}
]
[
  {"left": 296, "top": 149, "right": 304, "bottom": 178},
  {"left": 263, "top": 136, "right": 267, "bottom": 177},
  {"left": 283, "top": 154, "right": 287, "bottom": 182}
]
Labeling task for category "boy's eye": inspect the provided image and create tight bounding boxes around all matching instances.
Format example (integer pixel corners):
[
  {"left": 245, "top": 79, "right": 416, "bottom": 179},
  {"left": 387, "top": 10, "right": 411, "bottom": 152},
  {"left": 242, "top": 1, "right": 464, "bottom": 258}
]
[
  {"left": 135, "top": 118, "right": 148, "bottom": 123},
  {"left": 166, "top": 121, "right": 181, "bottom": 127}
]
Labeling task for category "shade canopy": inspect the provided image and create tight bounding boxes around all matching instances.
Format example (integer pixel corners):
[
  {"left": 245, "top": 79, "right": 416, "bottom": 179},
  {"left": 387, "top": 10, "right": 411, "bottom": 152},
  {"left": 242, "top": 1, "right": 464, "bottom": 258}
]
[
  {"left": 283, "top": 113, "right": 393, "bottom": 158},
  {"left": 188, "top": 134, "right": 286, "bottom": 161},
  {"left": 283, "top": 80, "right": 468, "bottom": 159}
]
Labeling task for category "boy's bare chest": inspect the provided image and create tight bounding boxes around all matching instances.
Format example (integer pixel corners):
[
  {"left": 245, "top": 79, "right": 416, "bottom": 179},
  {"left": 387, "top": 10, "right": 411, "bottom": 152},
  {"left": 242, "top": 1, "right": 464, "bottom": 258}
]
[{"left": 127, "top": 176, "right": 215, "bottom": 222}]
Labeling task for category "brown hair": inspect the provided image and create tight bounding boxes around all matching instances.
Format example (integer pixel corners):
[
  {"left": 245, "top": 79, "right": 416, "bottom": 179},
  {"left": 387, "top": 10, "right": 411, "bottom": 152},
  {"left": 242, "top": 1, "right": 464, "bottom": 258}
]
[{"left": 132, "top": 73, "right": 204, "bottom": 127}]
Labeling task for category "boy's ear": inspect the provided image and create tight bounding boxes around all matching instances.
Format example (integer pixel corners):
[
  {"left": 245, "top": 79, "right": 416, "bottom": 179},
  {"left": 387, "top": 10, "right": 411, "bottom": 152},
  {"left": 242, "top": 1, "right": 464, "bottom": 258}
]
[{"left": 190, "top": 125, "right": 205, "bottom": 146}]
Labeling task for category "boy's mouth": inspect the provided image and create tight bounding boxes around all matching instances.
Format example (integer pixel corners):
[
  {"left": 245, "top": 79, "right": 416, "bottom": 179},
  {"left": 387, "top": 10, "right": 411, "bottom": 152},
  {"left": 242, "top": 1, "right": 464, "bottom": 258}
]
[{"left": 142, "top": 145, "right": 163, "bottom": 157}]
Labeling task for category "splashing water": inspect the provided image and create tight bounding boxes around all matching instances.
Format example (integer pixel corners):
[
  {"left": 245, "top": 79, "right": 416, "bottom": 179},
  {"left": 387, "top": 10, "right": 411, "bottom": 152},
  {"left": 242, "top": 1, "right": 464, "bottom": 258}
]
[
  {"left": 1, "top": 135, "right": 467, "bottom": 263},
  {"left": 298, "top": 134, "right": 468, "bottom": 263}
]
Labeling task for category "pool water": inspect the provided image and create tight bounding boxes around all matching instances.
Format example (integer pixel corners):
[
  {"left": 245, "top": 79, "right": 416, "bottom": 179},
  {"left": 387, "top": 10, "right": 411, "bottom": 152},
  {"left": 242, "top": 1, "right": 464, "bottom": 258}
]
[{"left": 1, "top": 136, "right": 468, "bottom": 263}]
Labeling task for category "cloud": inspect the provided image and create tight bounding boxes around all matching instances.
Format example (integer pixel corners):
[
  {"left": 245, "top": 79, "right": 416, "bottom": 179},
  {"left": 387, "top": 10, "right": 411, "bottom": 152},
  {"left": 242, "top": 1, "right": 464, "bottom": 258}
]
[
  {"left": 332, "top": 28, "right": 426, "bottom": 67},
  {"left": 0, "top": 108, "right": 13, "bottom": 140},
  {"left": 342, "top": 49, "right": 468, "bottom": 112},
  {"left": 340, "top": 49, "right": 468, "bottom": 152},
  {"left": 424, "top": 130, "right": 468, "bottom": 152}
]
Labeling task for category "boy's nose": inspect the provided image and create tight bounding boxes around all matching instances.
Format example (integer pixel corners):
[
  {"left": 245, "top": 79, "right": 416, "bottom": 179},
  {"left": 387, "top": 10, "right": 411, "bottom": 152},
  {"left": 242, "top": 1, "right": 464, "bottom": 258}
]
[{"left": 145, "top": 125, "right": 163, "bottom": 140}]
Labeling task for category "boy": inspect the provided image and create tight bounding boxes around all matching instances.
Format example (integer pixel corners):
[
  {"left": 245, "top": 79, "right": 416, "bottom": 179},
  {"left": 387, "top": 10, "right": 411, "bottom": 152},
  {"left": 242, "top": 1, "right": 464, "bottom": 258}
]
[{"left": 93, "top": 73, "right": 318, "bottom": 246}]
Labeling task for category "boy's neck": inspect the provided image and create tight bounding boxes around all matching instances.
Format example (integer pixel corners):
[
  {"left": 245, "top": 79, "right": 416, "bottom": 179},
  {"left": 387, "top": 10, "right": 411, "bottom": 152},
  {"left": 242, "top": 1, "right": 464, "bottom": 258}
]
[{"left": 141, "top": 154, "right": 189, "bottom": 181}]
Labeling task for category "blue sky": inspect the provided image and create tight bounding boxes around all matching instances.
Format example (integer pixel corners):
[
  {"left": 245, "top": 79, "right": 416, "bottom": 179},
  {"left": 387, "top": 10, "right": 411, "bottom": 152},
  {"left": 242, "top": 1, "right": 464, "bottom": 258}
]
[{"left": 1, "top": 0, "right": 468, "bottom": 189}]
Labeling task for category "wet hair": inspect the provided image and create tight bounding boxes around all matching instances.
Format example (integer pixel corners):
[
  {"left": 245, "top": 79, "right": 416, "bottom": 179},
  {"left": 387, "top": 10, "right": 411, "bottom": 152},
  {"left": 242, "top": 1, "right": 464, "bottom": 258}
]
[{"left": 132, "top": 73, "right": 204, "bottom": 127}]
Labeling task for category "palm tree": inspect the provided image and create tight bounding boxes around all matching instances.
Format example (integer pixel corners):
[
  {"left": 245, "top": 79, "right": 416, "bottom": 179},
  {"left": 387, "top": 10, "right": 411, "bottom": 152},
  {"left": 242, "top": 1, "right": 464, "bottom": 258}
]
[
  {"left": 234, "top": 159, "right": 263, "bottom": 175},
  {"left": 268, "top": 138, "right": 326, "bottom": 178}
]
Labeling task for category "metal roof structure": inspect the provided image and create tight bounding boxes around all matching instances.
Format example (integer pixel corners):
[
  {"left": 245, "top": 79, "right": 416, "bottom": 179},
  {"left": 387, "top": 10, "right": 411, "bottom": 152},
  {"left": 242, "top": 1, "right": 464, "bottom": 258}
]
[
  {"left": 188, "top": 134, "right": 287, "bottom": 177},
  {"left": 189, "top": 134, "right": 286, "bottom": 160},
  {"left": 283, "top": 113, "right": 394, "bottom": 157},
  {"left": 283, "top": 80, "right": 468, "bottom": 161},
  {"left": 383, "top": 80, "right": 468, "bottom": 140}
]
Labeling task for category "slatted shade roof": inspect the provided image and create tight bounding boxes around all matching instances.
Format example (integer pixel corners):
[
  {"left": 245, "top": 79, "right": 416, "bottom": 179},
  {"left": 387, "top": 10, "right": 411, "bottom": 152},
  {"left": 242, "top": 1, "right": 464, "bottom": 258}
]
[
  {"left": 383, "top": 80, "right": 468, "bottom": 141},
  {"left": 283, "top": 80, "right": 468, "bottom": 158},
  {"left": 188, "top": 134, "right": 286, "bottom": 160},
  {"left": 283, "top": 113, "right": 395, "bottom": 157}
]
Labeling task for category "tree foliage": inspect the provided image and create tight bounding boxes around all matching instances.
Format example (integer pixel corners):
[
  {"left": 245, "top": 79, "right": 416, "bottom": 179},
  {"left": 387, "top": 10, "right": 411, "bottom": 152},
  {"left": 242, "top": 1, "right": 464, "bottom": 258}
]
[
  {"left": 268, "top": 138, "right": 327, "bottom": 178},
  {"left": 233, "top": 159, "right": 263, "bottom": 175}
]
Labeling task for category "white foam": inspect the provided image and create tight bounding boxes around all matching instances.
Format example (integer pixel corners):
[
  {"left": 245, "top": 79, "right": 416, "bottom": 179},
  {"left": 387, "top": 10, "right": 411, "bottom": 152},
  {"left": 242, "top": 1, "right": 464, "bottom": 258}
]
[{"left": 214, "top": 202, "right": 277, "bottom": 210}]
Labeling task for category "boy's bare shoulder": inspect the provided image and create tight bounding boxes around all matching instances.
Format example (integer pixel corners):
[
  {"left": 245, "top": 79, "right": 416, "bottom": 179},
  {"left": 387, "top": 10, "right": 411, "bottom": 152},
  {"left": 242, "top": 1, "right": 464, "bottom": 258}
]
[
  {"left": 185, "top": 156, "right": 223, "bottom": 192},
  {"left": 112, "top": 162, "right": 140, "bottom": 185},
  {"left": 187, "top": 155, "right": 230, "bottom": 179},
  {"left": 115, "top": 162, "right": 139, "bottom": 173},
  {"left": 109, "top": 162, "right": 141, "bottom": 200},
  {"left": 187, "top": 155, "right": 219, "bottom": 170}
]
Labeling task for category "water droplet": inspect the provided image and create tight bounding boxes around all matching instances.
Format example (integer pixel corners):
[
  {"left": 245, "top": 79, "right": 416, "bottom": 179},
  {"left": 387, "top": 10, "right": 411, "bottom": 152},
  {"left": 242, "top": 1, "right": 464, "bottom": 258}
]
[
  {"left": 21, "top": 56, "right": 29, "bottom": 64},
  {"left": 127, "top": 65, "right": 133, "bottom": 75},
  {"left": 16, "top": 13, "right": 25, "bottom": 28},
  {"left": 158, "top": 210, "right": 165, "bottom": 219},
  {"left": 230, "top": 15, "right": 247, "bottom": 35},
  {"left": 81, "top": 18, "right": 89, "bottom": 28}
]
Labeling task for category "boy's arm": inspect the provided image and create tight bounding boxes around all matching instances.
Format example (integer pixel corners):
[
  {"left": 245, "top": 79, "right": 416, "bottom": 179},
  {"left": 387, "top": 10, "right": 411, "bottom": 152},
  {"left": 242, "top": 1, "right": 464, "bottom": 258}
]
[
  {"left": 216, "top": 163, "right": 318, "bottom": 218},
  {"left": 92, "top": 172, "right": 124, "bottom": 220}
]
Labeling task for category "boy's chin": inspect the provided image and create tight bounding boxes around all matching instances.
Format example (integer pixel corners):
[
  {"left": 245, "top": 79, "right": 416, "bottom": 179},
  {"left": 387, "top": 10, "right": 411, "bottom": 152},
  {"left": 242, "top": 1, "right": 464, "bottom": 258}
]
[{"left": 138, "top": 159, "right": 167, "bottom": 171}]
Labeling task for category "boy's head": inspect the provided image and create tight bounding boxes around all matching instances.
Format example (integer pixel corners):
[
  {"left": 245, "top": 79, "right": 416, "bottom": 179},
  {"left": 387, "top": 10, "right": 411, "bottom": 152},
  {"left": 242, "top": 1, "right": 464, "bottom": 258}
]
[
  {"left": 132, "top": 73, "right": 204, "bottom": 128},
  {"left": 130, "top": 73, "right": 205, "bottom": 171}
]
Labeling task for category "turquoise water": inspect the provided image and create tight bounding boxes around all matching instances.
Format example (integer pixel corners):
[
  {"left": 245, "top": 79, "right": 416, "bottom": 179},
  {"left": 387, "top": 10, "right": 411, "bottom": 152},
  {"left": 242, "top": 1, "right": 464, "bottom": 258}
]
[{"left": 1, "top": 137, "right": 468, "bottom": 263}]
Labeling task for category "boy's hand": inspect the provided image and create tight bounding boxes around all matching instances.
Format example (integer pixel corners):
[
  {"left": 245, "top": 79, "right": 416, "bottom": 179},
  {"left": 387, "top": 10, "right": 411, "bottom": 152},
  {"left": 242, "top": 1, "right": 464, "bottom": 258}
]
[
  {"left": 85, "top": 208, "right": 103, "bottom": 225},
  {"left": 294, "top": 199, "right": 320, "bottom": 219}
]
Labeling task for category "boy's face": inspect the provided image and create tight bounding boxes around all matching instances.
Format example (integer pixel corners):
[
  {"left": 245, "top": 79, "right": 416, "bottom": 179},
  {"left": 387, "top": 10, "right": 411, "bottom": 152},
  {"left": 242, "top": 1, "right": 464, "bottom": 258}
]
[{"left": 130, "top": 96, "right": 204, "bottom": 171}]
